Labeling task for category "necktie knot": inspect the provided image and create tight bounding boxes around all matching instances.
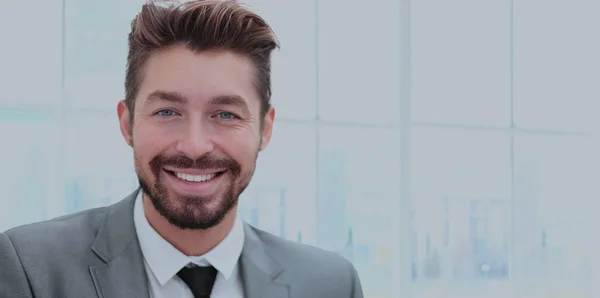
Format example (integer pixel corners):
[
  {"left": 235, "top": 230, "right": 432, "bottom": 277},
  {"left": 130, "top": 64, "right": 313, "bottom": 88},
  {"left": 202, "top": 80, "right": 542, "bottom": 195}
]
[{"left": 177, "top": 265, "right": 218, "bottom": 298}]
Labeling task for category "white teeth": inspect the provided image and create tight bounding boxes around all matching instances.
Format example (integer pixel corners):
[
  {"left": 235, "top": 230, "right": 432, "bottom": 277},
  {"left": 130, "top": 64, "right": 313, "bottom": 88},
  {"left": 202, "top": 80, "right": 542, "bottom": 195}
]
[{"left": 175, "top": 172, "right": 217, "bottom": 182}]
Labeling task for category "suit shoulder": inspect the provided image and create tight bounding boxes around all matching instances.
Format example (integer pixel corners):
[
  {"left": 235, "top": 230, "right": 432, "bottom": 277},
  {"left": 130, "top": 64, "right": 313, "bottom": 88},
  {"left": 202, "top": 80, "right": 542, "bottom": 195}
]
[
  {"left": 4, "top": 205, "right": 109, "bottom": 250},
  {"left": 249, "top": 226, "right": 354, "bottom": 270},
  {"left": 248, "top": 226, "right": 363, "bottom": 297}
]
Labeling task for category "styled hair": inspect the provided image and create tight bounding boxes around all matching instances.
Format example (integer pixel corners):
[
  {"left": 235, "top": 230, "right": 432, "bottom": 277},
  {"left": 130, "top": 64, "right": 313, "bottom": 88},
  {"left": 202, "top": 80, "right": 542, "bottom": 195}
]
[{"left": 124, "top": 0, "right": 279, "bottom": 120}]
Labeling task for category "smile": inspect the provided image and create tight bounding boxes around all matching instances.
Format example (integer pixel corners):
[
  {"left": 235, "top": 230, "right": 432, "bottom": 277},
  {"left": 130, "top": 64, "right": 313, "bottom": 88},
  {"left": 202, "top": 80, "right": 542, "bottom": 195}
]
[
  {"left": 165, "top": 170, "right": 226, "bottom": 182},
  {"left": 161, "top": 167, "right": 228, "bottom": 196},
  {"left": 174, "top": 172, "right": 220, "bottom": 182}
]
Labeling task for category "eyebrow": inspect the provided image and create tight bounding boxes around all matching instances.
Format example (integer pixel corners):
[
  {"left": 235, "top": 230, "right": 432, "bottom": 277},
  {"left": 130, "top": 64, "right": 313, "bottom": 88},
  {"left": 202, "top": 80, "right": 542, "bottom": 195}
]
[
  {"left": 146, "top": 90, "right": 250, "bottom": 112},
  {"left": 146, "top": 90, "right": 187, "bottom": 104},
  {"left": 209, "top": 95, "right": 249, "bottom": 110}
]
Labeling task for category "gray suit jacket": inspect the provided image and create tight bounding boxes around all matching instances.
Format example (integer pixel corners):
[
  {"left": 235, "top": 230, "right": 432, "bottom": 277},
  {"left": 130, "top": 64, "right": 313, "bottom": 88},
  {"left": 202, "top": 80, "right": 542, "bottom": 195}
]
[{"left": 0, "top": 190, "right": 363, "bottom": 298}]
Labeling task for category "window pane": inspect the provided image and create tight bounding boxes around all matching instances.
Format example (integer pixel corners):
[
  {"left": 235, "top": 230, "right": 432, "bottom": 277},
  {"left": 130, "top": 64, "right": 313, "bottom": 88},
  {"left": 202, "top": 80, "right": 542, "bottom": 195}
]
[
  {"left": 237, "top": 123, "right": 317, "bottom": 243},
  {"left": 513, "top": 134, "right": 599, "bottom": 297},
  {"left": 411, "top": 127, "right": 511, "bottom": 298},
  {"left": 0, "top": 110, "right": 59, "bottom": 231},
  {"left": 244, "top": 1, "right": 317, "bottom": 120},
  {"left": 64, "top": 112, "right": 137, "bottom": 214},
  {"left": 317, "top": 0, "right": 401, "bottom": 125},
  {"left": 64, "top": 0, "right": 143, "bottom": 110},
  {"left": 0, "top": 1, "right": 61, "bottom": 109},
  {"left": 319, "top": 127, "right": 401, "bottom": 298},
  {"left": 65, "top": 0, "right": 318, "bottom": 117},
  {"left": 411, "top": 0, "right": 511, "bottom": 127},
  {"left": 514, "top": 0, "right": 600, "bottom": 132}
]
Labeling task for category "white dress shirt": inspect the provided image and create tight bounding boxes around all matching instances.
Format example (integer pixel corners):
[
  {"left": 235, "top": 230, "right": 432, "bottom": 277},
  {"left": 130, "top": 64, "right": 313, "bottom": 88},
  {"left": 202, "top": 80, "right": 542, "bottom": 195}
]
[{"left": 133, "top": 192, "right": 245, "bottom": 298}]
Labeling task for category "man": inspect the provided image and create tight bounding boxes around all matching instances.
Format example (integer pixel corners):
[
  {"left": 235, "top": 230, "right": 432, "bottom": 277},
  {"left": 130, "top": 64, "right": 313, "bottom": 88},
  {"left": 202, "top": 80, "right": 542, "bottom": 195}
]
[{"left": 0, "top": 1, "right": 363, "bottom": 297}]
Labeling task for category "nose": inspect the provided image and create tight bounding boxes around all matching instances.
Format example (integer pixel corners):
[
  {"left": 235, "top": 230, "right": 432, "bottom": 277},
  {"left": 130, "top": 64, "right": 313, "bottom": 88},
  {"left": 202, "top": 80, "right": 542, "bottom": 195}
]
[{"left": 175, "top": 118, "right": 215, "bottom": 159}]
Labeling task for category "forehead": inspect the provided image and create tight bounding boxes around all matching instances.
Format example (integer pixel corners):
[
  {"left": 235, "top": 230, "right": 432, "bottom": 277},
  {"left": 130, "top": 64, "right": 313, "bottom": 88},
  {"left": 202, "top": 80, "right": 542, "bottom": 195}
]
[{"left": 136, "top": 46, "right": 260, "bottom": 109}]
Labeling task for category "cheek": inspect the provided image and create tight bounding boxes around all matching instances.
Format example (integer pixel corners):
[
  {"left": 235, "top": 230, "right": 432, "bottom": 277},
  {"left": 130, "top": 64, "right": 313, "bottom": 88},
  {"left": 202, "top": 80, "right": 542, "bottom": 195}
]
[
  {"left": 218, "top": 123, "right": 262, "bottom": 142},
  {"left": 132, "top": 129, "right": 167, "bottom": 162},
  {"left": 214, "top": 129, "right": 260, "bottom": 162}
]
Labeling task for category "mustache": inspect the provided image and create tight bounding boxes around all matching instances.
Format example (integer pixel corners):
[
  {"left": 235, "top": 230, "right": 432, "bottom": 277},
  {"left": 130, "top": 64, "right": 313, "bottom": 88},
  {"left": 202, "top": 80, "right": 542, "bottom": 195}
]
[{"left": 150, "top": 154, "right": 241, "bottom": 175}]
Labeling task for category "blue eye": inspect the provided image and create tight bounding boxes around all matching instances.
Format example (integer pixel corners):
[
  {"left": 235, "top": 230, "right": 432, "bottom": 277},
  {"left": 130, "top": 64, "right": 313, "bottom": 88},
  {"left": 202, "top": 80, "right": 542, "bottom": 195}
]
[
  {"left": 217, "top": 112, "right": 236, "bottom": 120},
  {"left": 156, "top": 109, "right": 176, "bottom": 117}
]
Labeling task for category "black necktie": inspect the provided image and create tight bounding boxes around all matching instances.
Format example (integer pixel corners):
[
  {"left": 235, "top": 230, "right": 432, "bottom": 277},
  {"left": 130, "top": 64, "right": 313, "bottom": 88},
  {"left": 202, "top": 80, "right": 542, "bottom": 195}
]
[{"left": 177, "top": 265, "right": 218, "bottom": 298}]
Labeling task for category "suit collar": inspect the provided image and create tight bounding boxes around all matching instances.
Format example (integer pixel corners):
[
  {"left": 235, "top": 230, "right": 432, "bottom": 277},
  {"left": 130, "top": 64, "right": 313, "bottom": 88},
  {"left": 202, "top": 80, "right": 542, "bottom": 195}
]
[
  {"left": 89, "top": 188, "right": 150, "bottom": 298},
  {"left": 90, "top": 189, "right": 140, "bottom": 262},
  {"left": 239, "top": 223, "right": 290, "bottom": 298}
]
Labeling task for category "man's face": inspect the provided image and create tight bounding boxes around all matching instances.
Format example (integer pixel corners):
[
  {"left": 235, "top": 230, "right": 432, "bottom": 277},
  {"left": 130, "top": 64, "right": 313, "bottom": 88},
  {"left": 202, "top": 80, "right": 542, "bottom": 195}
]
[{"left": 118, "top": 45, "right": 274, "bottom": 230}]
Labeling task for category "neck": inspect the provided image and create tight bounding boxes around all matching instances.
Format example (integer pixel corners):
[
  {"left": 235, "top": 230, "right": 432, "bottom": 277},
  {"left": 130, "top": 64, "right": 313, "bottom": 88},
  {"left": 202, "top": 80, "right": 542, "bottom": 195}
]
[{"left": 142, "top": 194, "right": 237, "bottom": 256}]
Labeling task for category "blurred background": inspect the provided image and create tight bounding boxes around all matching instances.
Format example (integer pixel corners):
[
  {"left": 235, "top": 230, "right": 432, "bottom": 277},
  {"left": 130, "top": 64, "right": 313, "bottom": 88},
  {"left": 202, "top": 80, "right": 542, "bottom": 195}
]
[{"left": 2, "top": 0, "right": 600, "bottom": 297}]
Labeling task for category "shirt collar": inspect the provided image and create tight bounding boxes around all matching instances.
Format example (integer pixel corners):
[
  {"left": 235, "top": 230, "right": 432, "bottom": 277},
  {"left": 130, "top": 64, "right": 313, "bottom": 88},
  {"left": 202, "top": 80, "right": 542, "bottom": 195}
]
[{"left": 133, "top": 191, "right": 245, "bottom": 286}]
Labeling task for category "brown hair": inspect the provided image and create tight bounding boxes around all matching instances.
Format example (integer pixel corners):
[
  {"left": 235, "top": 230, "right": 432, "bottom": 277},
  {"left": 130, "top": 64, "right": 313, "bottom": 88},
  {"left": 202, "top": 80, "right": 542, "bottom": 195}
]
[{"left": 124, "top": 0, "right": 279, "bottom": 121}]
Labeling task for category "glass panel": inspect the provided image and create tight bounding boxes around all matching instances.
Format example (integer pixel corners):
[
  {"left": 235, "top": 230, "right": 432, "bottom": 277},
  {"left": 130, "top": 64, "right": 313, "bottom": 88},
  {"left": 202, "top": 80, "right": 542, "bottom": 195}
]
[
  {"left": 0, "top": 110, "right": 59, "bottom": 231},
  {"left": 237, "top": 123, "right": 317, "bottom": 244},
  {"left": 0, "top": 1, "right": 61, "bottom": 109},
  {"left": 513, "top": 133, "right": 599, "bottom": 298},
  {"left": 319, "top": 127, "right": 401, "bottom": 298},
  {"left": 64, "top": 111, "right": 137, "bottom": 214},
  {"left": 514, "top": 0, "right": 600, "bottom": 132},
  {"left": 411, "top": 0, "right": 511, "bottom": 127},
  {"left": 65, "top": 0, "right": 317, "bottom": 117},
  {"left": 317, "top": 0, "right": 401, "bottom": 125},
  {"left": 244, "top": 1, "right": 317, "bottom": 120},
  {"left": 64, "top": 0, "right": 144, "bottom": 110},
  {"left": 411, "top": 127, "right": 511, "bottom": 298}
]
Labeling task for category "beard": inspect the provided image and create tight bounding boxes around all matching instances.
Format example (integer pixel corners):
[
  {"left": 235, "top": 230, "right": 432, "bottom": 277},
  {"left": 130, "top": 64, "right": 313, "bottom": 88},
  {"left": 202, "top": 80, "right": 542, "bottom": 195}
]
[{"left": 135, "top": 151, "right": 257, "bottom": 230}]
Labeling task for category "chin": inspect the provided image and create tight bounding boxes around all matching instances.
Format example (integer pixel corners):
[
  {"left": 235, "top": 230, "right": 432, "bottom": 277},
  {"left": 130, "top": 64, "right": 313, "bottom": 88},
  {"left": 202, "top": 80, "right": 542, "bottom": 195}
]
[{"left": 151, "top": 189, "right": 237, "bottom": 230}]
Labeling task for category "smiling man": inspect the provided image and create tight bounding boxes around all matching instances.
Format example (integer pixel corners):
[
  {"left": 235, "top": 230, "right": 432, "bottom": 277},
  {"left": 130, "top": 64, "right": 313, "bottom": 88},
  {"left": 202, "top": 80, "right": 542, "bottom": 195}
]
[{"left": 0, "top": 1, "right": 363, "bottom": 298}]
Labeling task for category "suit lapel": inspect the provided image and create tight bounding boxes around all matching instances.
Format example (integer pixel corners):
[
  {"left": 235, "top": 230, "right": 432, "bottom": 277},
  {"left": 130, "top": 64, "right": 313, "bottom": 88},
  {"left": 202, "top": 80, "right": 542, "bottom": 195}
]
[
  {"left": 239, "top": 224, "right": 290, "bottom": 298},
  {"left": 89, "top": 189, "right": 150, "bottom": 298}
]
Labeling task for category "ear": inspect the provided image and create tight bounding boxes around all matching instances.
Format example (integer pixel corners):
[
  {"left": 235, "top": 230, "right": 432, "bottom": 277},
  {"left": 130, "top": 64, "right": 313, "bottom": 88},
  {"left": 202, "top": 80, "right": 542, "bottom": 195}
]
[
  {"left": 259, "top": 107, "right": 275, "bottom": 151},
  {"left": 117, "top": 100, "right": 133, "bottom": 147}
]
